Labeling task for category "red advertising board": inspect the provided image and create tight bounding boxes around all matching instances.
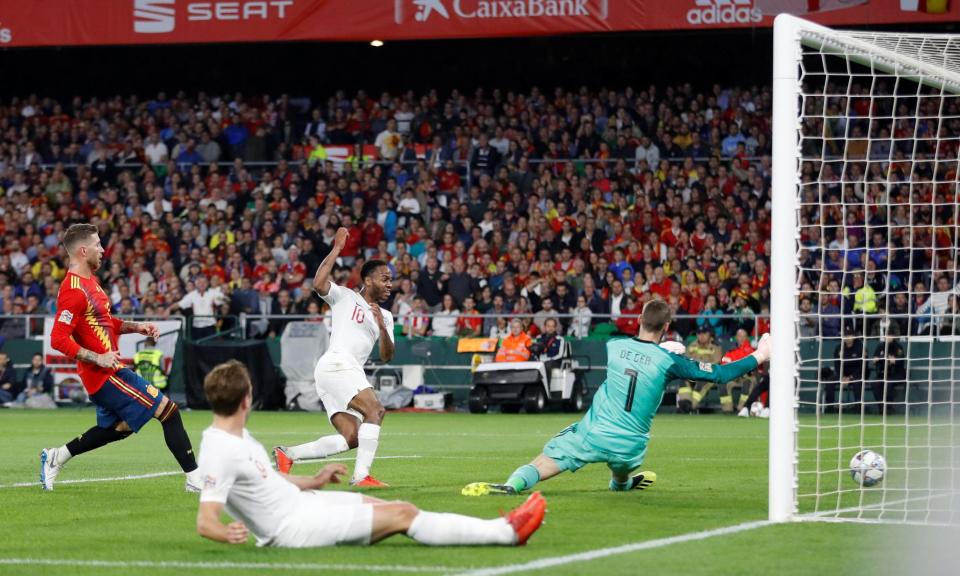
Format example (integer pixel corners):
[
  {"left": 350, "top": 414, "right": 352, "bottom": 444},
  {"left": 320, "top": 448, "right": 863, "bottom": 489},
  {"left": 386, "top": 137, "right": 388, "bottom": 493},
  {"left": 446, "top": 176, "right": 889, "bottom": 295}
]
[{"left": 0, "top": 1, "right": 957, "bottom": 48}]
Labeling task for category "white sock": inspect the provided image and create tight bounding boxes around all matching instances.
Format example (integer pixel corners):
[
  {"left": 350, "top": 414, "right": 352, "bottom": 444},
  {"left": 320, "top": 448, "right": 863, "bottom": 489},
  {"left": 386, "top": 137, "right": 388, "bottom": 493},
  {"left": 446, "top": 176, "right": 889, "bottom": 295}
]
[
  {"left": 287, "top": 435, "right": 350, "bottom": 460},
  {"left": 352, "top": 423, "right": 381, "bottom": 482},
  {"left": 407, "top": 512, "right": 515, "bottom": 546},
  {"left": 55, "top": 445, "right": 72, "bottom": 466}
]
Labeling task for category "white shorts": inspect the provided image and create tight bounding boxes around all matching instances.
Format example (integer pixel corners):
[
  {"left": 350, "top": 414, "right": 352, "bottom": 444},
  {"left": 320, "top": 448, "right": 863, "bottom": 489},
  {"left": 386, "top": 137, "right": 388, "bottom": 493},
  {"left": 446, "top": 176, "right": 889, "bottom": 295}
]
[
  {"left": 314, "top": 363, "right": 371, "bottom": 422},
  {"left": 271, "top": 491, "right": 373, "bottom": 548}
]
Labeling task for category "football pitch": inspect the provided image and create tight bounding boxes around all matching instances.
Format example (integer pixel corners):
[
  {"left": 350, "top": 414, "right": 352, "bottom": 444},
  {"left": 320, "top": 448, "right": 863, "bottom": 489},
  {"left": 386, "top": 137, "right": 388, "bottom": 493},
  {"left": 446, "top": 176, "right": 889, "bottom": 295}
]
[{"left": 0, "top": 409, "right": 941, "bottom": 575}]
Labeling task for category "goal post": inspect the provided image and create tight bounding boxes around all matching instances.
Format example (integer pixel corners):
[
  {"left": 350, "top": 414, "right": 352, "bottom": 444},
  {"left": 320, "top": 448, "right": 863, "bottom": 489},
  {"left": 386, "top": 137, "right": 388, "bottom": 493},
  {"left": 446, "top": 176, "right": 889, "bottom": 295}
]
[
  {"left": 771, "top": 14, "right": 960, "bottom": 525},
  {"left": 770, "top": 13, "right": 801, "bottom": 524}
]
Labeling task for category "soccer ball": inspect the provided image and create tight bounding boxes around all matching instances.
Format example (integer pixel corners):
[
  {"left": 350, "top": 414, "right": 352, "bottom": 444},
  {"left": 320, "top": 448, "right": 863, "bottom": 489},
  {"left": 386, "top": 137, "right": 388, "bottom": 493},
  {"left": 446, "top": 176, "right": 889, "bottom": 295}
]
[
  {"left": 750, "top": 401, "right": 764, "bottom": 417},
  {"left": 850, "top": 450, "right": 886, "bottom": 487}
]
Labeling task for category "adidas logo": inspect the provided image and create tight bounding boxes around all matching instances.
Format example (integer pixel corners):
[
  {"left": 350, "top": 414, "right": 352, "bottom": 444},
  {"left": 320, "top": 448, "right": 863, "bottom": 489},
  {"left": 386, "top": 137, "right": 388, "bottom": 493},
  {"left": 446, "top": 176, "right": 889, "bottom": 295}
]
[
  {"left": 686, "top": 0, "right": 762, "bottom": 25},
  {"left": 134, "top": 0, "right": 176, "bottom": 33}
]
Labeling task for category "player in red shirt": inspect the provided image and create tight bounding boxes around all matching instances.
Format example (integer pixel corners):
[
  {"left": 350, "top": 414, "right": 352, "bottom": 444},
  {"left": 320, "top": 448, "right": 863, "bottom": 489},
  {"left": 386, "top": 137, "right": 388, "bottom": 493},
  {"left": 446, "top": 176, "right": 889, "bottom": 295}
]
[
  {"left": 719, "top": 328, "right": 757, "bottom": 416},
  {"left": 40, "top": 224, "right": 202, "bottom": 492}
]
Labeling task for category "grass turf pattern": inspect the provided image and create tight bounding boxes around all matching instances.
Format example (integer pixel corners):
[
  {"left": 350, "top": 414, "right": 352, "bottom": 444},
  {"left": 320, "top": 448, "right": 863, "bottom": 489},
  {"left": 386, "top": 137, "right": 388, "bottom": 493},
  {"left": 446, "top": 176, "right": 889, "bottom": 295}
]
[{"left": 0, "top": 410, "right": 945, "bottom": 575}]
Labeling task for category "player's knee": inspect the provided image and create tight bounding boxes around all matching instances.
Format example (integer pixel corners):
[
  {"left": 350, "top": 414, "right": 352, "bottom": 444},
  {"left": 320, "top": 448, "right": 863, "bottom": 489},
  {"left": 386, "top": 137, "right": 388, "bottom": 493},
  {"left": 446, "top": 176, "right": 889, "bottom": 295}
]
[
  {"left": 395, "top": 502, "right": 420, "bottom": 527},
  {"left": 362, "top": 404, "right": 385, "bottom": 424},
  {"left": 114, "top": 421, "right": 133, "bottom": 438},
  {"left": 345, "top": 431, "right": 359, "bottom": 448}
]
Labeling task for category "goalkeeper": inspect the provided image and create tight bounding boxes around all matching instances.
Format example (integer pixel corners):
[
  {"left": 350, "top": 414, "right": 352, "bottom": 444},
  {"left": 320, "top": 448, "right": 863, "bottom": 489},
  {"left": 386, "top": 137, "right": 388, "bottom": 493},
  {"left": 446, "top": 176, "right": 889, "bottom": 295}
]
[{"left": 462, "top": 300, "right": 770, "bottom": 496}]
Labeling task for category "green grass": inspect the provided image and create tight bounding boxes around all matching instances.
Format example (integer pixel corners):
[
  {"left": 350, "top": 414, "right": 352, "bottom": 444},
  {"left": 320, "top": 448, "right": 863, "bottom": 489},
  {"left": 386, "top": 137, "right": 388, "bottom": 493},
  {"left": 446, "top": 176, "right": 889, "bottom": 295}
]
[{"left": 0, "top": 409, "right": 951, "bottom": 575}]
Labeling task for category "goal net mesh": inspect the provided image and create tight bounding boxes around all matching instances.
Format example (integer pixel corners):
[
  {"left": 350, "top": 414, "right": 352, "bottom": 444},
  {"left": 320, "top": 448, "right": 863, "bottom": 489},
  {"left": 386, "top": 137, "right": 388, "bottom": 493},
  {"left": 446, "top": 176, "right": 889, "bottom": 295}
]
[{"left": 792, "top": 26, "right": 960, "bottom": 525}]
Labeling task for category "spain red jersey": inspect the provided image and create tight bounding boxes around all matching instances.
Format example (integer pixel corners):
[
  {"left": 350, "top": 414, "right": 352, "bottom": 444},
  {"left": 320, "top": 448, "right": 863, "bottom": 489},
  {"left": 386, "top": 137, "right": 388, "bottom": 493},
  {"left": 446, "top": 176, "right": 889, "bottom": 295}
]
[{"left": 50, "top": 272, "right": 124, "bottom": 394}]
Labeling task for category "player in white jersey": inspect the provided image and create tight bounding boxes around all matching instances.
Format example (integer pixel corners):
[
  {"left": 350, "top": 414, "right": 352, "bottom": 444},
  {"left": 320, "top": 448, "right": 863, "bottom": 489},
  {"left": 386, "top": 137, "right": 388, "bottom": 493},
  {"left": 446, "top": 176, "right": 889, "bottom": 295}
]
[
  {"left": 274, "top": 227, "right": 396, "bottom": 487},
  {"left": 197, "top": 361, "right": 546, "bottom": 548}
]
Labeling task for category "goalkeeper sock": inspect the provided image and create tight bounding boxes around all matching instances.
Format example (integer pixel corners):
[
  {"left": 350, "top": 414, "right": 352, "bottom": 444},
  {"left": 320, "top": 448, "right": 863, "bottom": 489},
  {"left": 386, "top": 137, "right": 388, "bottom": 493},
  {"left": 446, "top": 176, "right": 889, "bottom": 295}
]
[
  {"left": 505, "top": 464, "right": 540, "bottom": 492},
  {"left": 62, "top": 425, "right": 130, "bottom": 463},
  {"left": 158, "top": 403, "right": 198, "bottom": 473},
  {"left": 407, "top": 511, "right": 514, "bottom": 546},
  {"left": 609, "top": 478, "right": 631, "bottom": 492},
  {"left": 352, "top": 423, "right": 381, "bottom": 482},
  {"left": 287, "top": 435, "right": 350, "bottom": 460}
]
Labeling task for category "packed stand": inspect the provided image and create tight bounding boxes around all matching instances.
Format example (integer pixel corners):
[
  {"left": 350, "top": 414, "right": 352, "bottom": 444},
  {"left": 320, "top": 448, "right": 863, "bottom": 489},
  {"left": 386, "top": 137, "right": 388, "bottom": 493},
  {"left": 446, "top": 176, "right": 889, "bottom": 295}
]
[{"left": 0, "top": 85, "right": 775, "bottom": 343}]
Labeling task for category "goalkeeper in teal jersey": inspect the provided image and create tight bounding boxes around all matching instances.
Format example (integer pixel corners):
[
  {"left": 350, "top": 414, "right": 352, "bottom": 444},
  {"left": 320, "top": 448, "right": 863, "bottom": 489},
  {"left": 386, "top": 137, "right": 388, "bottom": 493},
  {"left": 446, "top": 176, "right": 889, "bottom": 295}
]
[{"left": 463, "top": 300, "right": 771, "bottom": 495}]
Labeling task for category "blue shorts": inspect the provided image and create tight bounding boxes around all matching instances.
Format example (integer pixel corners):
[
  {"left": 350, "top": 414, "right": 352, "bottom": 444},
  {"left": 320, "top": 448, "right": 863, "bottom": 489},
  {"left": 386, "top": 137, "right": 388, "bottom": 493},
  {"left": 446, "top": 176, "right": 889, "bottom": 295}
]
[
  {"left": 91, "top": 368, "right": 165, "bottom": 432},
  {"left": 543, "top": 423, "right": 648, "bottom": 476}
]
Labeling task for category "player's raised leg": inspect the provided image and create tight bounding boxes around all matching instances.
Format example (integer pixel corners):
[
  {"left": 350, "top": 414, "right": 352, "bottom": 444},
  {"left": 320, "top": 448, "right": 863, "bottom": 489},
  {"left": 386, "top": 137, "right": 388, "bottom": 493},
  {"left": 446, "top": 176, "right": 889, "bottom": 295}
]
[
  {"left": 369, "top": 492, "right": 546, "bottom": 546},
  {"left": 347, "top": 388, "right": 387, "bottom": 486},
  {"left": 41, "top": 421, "right": 132, "bottom": 491},
  {"left": 42, "top": 368, "right": 200, "bottom": 491},
  {"left": 463, "top": 453, "right": 563, "bottom": 496},
  {"left": 276, "top": 412, "right": 356, "bottom": 474}
]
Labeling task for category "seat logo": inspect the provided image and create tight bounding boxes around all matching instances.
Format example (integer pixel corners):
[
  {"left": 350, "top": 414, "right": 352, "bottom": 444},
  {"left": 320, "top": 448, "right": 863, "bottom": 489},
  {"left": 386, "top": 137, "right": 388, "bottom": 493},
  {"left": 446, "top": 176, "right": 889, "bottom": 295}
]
[{"left": 134, "top": 0, "right": 176, "bottom": 33}]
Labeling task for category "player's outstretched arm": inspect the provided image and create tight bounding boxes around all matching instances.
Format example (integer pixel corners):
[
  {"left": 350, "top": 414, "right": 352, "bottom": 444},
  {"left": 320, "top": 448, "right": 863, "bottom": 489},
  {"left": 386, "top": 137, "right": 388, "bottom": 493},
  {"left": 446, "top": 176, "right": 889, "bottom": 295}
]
[
  {"left": 669, "top": 334, "right": 770, "bottom": 385},
  {"left": 282, "top": 463, "right": 348, "bottom": 491},
  {"left": 312, "top": 227, "right": 349, "bottom": 296},
  {"left": 196, "top": 501, "right": 249, "bottom": 544}
]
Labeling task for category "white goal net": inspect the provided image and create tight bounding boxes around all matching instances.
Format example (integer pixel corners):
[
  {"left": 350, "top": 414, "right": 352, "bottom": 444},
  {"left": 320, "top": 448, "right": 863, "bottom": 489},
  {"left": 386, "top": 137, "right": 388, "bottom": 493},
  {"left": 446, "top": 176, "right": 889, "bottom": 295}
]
[{"left": 771, "top": 15, "right": 960, "bottom": 525}]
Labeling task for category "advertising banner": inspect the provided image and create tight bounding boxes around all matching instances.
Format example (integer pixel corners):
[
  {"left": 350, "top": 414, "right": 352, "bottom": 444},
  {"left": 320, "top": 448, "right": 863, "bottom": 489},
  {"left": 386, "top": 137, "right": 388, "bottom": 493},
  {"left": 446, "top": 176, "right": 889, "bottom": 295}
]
[{"left": 1, "top": 1, "right": 956, "bottom": 48}]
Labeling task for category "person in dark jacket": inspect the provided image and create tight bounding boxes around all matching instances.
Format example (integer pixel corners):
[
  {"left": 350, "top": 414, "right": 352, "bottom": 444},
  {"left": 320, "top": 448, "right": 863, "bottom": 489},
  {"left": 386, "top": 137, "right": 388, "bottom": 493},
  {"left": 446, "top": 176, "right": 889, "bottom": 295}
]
[
  {"left": 869, "top": 324, "right": 906, "bottom": 414},
  {"left": 17, "top": 353, "right": 54, "bottom": 405},
  {"left": 826, "top": 326, "right": 865, "bottom": 412}
]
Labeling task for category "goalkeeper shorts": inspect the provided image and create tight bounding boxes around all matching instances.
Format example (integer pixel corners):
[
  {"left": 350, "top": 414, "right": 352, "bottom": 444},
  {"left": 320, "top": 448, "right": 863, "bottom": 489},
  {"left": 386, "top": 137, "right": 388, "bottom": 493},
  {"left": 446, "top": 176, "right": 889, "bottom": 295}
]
[{"left": 543, "top": 423, "right": 647, "bottom": 476}]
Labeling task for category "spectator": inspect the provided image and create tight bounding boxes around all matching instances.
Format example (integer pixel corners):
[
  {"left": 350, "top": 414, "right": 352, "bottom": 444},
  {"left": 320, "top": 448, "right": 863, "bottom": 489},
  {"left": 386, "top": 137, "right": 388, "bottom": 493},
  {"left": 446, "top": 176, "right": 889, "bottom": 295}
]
[
  {"left": 869, "top": 323, "right": 906, "bottom": 414},
  {"left": 722, "top": 329, "right": 757, "bottom": 416},
  {"left": 570, "top": 295, "right": 593, "bottom": 339},
  {"left": 828, "top": 326, "right": 866, "bottom": 413},
  {"left": 0, "top": 352, "right": 19, "bottom": 405},
  {"left": 374, "top": 118, "right": 402, "bottom": 161},
  {"left": 171, "top": 276, "right": 228, "bottom": 340},
  {"left": 456, "top": 296, "right": 483, "bottom": 337},
  {"left": 15, "top": 353, "right": 54, "bottom": 407},
  {"left": 431, "top": 294, "right": 460, "bottom": 337},
  {"left": 495, "top": 318, "right": 533, "bottom": 363},
  {"left": 403, "top": 297, "right": 430, "bottom": 337}
]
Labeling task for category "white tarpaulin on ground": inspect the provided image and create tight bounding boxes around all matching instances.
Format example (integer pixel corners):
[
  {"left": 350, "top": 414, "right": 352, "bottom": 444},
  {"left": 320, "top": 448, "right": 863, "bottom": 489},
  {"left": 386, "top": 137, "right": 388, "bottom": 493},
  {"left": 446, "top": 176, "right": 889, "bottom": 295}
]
[{"left": 280, "top": 321, "right": 329, "bottom": 411}]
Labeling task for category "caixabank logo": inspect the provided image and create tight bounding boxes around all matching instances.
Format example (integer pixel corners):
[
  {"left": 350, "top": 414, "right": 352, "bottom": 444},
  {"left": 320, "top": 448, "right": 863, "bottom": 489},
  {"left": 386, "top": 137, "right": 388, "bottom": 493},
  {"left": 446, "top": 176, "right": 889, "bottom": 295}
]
[
  {"left": 397, "top": 0, "right": 609, "bottom": 23},
  {"left": 686, "top": 0, "right": 762, "bottom": 25},
  {"left": 133, "top": 0, "right": 294, "bottom": 33}
]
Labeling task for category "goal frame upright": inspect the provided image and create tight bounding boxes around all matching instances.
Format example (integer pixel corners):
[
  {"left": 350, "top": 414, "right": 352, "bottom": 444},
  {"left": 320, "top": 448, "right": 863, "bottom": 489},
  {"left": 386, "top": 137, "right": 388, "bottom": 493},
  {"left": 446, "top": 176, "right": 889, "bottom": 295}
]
[
  {"left": 770, "top": 13, "right": 802, "bottom": 524},
  {"left": 770, "top": 14, "right": 960, "bottom": 525}
]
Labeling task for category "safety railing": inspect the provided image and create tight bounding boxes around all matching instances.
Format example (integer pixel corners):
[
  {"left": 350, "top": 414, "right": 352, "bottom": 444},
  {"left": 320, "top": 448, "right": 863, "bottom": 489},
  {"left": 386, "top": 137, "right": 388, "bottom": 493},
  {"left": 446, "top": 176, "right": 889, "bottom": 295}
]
[
  {"left": 0, "top": 312, "right": 769, "bottom": 342},
  {"left": 0, "top": 314, "right": 188, "bottom": 340},
  {"left": 234, "top": 311, "right": 769, "bottom": 342}
]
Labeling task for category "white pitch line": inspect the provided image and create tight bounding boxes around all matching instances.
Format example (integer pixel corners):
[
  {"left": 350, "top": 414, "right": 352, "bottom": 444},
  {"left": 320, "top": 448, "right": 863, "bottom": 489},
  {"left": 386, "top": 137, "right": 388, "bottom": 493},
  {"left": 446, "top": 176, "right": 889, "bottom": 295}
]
[
  {"left": 0, "top": 558, "right": 459, "bottom": 573},
  {"left": 450, "top": 520, "right": 773, "bottom": 576},
  {"left": 0, "top": 456, "right": 425, "bottom": 489},
  {"left": 0, "top": 471, "right": 181, "bottom": 489}
]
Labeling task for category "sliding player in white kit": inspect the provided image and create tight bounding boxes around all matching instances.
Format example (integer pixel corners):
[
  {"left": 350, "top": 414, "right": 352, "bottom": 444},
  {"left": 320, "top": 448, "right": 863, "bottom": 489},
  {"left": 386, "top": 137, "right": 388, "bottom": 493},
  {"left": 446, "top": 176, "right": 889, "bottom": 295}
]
[
  {"left": 197, "top": 361, "right": 546, "bottom": 548},
  {"left": 274, "top": 227, "right": 395, "bottom": 487}
]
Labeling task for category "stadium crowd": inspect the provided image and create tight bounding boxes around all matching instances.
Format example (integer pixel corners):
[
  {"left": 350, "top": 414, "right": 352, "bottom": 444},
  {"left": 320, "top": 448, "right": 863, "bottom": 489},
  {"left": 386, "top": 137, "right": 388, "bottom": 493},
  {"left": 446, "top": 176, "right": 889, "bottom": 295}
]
[{"left": 0, "top": 84, "right": 782, "bottom": 342}]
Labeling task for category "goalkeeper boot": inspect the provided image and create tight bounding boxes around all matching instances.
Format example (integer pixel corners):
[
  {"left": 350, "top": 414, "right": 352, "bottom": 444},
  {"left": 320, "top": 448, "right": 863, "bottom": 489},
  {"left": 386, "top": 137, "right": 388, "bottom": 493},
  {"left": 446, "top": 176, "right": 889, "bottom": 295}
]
[
  {"left": 39, "top": 447, "right": 63, "bottom": 491},
  {"left": 273, "top": 446, "right": 294, "bottom": 474},
  {"left": 506, "top": 492, "right": 546, "bottom": 546},
  {"left": 462, "top": 482, "right": 519, "bottom": 496},
  {"left": 629, "top": 471, "right": 657, "bottom": 490}
]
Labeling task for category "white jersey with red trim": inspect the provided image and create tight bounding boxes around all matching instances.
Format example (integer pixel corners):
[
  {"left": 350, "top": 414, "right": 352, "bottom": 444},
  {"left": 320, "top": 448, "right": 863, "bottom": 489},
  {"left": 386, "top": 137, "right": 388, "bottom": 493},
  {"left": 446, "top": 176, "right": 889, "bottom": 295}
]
[{"left": 316, "top": 282, "right": 394, "bottom": 371}]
